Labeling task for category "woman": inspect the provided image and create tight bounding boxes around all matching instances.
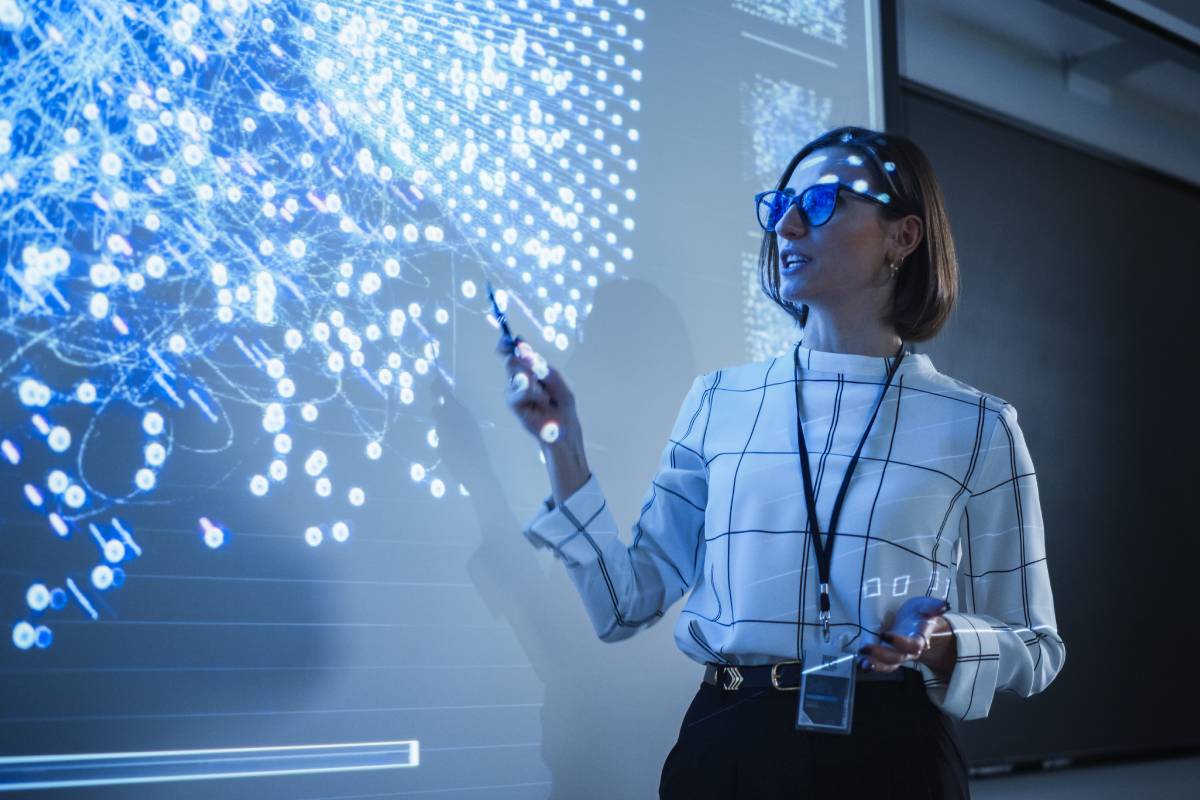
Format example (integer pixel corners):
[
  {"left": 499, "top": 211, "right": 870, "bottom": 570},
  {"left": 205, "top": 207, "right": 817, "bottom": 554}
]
[{"left": 499, "top": 126, "right": 1065, "bottom": 798}]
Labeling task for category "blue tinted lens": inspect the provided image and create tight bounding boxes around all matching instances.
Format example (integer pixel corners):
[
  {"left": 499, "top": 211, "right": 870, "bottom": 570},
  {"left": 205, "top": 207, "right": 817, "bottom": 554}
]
[
  {"left": 757, "top": 189, "right": 794, "bottom": 230},
  {"left": 801, "top": 185, "right": 837, "bottom": 226}
]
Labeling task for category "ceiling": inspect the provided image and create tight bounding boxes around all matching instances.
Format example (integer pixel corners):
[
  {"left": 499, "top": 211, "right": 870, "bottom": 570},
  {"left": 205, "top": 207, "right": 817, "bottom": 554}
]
[
  {"left": 898, "top": 0, "right": 1200, "bottom": 187},
  {"left": 1116, "top": 0, "right": 1200, "bottom": 43}
]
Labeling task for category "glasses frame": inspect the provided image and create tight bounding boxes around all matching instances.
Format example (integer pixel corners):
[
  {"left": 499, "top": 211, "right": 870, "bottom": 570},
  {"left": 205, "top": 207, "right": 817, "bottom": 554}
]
[
  {"left": 756, "top": 133, "right": 917, "bottom": 233},
  {"left": 754, "top": 182, "right": 889, "bottom": 232}
]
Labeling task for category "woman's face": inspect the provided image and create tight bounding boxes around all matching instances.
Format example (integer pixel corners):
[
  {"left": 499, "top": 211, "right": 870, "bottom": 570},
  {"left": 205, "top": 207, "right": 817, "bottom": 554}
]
[{"left": 774, "top": 146, "right": 912, "bottom": 308}]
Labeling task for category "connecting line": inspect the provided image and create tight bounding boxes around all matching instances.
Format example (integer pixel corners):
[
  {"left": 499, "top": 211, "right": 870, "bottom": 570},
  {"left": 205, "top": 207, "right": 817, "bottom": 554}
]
[
  {"left": 64, "top": 578, "right": 98, "bottom": 621},
  {"left": 146, "top": 346, "right": 175, "bottom": 378},
  {"left": 231, "top": 335, "right": 263, "bottom": 369},
  {"left": 111, "top": 518, "right": 142, "bottom": 558},
  {"left": 186, "top": 388, "right": 218, "bottom": 422},
  {"left": 151, "top": 372, "right": 185, "bottom": 408},
  {"left": 0, "top": 739, "right": 420, "bottom": 792}
]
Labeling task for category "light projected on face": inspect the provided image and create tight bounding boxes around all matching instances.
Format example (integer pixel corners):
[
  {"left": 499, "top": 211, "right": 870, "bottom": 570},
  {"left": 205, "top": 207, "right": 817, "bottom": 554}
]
[{"left": 0, "top": 0, "right": 645, "bottom": 649}]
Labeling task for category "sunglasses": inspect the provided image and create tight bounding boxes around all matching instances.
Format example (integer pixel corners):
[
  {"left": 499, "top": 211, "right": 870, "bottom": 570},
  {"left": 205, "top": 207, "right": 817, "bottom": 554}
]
[{"left": 754, "top": 182, "right": 891, "bottom": 232}]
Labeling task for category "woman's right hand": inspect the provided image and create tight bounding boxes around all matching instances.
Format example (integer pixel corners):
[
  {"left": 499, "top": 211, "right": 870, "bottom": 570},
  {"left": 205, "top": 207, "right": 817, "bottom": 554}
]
[{"left": 497, "top": 333, "right": 581, "bottom": 447}]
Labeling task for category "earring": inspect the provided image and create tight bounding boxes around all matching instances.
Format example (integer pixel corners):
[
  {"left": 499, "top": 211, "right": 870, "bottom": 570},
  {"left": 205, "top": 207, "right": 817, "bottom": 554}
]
[{"left": 888, "top": 260, "right": 899, "bottom": 279}]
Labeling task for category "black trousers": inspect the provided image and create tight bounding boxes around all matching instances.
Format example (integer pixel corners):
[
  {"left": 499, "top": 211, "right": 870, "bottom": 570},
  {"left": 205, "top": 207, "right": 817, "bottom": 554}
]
[{"left": 659, "top": 668, "right": 971, "bottom": 798}]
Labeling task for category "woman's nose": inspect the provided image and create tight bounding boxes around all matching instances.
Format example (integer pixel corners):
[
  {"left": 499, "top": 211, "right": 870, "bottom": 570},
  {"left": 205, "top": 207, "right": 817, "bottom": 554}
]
[{"left": 774, "top": 204, "right": 806, "bottom": 238}]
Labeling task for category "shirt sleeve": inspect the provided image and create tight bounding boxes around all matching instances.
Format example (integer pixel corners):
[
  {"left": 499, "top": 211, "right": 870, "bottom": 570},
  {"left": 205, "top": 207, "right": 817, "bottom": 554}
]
[
  {"left": 916, "top": 402, "right": 1067, "bottom": 721},
  {"left": 519, "top": 372, "right": 712, "bottom": 642}
]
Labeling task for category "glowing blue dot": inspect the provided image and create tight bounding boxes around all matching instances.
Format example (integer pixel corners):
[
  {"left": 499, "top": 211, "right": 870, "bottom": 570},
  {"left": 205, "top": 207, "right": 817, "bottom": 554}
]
[
  {"left": 103, "top": 539, "right": 126, "bottom": 563},
  {"left": 143, "top": 412, "right": 164, "bottom": 436},
  {"left": 76, "top": 381, "right": 97, "bottom": 403},
  {"left": 12, "top": 622, "right": 35, "bottom": 650},
  {"left": 331, "top": 522, "right": 349, "bottom": 542},
  {"left": 88, "top": 293, "right": 110, "bottom": 318},
  {"left": 25, "top": 584, "right": 50, "bottom": 612},
  {"left": 99, "top": 151, "right": 122, "bottom": 176},
  {"left": 136, "top": 123, "right": 158, "bottom": 145},
  {"left": 269, "top": 459, "right": 287, "bottom": 481},
  {"left": 305, "top": 526, "right": 323, "bottom": 546},
  {"left": 366, "top": 441, "right": 382, "bottom": 460},
  {"left": 410, "top": 463, "right": 426, "bottom": 482},
  {"left": 249, "top": 474, "right": 269, "bottom": 496},
  {"left": 50, "top": 589, "right": 67, "bottom": 609},
  {"left": 19, "top": 379, "right": 51, "bottom": 407},
  {"left": 46, "top": 470, "right": 69, "bottom": 494},
  {"left": 348, "top": 487, "right": 365, "bottom": 506},
  {"left": 34, "top": 626, "right": 52, "bottom": 649},
  {"left": 63, "top": 485, "right": 86, "bottom": 509},
  {"left": 144, "top": 442, "right": 166, "bottom": 466},
  {"left": 47, "top": 426, "right": 71, "bottom": 453},
  {"left": 92, "top": 565, "right": 114, "bottom": 590},
  {"left": 430, "top": 479, "right": 445, "bottom": 499},
  {"left": 304, "top": 450, "right": 327, "bottom": 477},
  {"left": 314, "top": 477, "right": 331, "bottom": 497},
  {"left": 200, "top": 517, "right": 225, "bottom": 549},
  {"left": 135, "top": 468, "right": 156, "bottom": 491},
  {"left": 262, "top": 403, "right": 285, "bottom": 433}
]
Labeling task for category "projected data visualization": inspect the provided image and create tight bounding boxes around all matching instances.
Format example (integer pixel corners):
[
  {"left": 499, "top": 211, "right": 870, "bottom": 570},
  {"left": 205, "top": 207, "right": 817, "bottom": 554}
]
[
  {"left": 0, "top": 0, "right": 904, "bottom": 795},
  {"left": 726, "top": 0, "right": 884, "bottom": 362},
  {"left": 740, "top": 73, "right": 834, "bottom": 361},
  {"left": 732, "top": 0, "right": 848, "bottom": 47},
  {"left": 1, "top": 0, "right": 646, "bottom": 654}
]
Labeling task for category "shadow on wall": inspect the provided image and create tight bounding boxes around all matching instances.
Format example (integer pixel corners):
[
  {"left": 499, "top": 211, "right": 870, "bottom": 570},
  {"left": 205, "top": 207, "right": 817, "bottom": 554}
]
[{"left": 431, "top": 276, "right": 698, "bottom": 800}]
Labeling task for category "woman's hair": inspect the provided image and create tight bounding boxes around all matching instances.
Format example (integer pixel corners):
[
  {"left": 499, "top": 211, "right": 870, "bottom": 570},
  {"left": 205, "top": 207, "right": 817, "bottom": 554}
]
[{"left": 757, "top": 125, "right": 959, "bottom": 342}]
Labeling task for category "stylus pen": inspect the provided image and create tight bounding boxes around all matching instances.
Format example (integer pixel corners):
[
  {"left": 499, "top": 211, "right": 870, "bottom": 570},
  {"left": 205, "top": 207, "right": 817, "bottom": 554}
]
[
  {"left": 488, "top": 282, "right": 556, "bottom": 408},
  {"left": 486, "top": 281, "right": 521, "bottom": 354}
]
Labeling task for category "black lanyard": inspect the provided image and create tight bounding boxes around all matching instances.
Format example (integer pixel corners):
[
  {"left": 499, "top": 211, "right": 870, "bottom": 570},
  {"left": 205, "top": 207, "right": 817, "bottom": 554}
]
[{"left": 792, "top": 338, "right": 906, "bottom": 642}]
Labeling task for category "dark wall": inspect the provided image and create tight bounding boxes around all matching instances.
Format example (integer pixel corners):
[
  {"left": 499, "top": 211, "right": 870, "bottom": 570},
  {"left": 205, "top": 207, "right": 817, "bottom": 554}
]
[{"left": 901, "top": 81, "right": 1200, "bottom": 763}]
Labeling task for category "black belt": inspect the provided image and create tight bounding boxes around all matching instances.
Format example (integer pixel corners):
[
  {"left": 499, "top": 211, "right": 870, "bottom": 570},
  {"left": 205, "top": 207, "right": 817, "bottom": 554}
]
[{"left": 703, "top": 661, "right": 913, "bottom": 691}]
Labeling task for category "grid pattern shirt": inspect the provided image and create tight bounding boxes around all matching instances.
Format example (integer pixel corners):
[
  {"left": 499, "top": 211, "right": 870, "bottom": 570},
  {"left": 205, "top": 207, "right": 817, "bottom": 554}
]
[{"left": 521, "top": 342, "right": 1066, "bottom": 721}]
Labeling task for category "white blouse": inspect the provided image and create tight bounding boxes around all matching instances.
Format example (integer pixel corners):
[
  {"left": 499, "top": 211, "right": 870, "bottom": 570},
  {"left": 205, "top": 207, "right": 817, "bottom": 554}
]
[{"left": 521, "top": 342, "right": 1066, "bottom": 721}]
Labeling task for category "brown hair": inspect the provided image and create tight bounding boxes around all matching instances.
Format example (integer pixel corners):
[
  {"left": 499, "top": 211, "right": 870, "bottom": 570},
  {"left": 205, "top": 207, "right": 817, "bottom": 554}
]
[{"left": 757, "top": 126, "right": 959, "bottom": 342}]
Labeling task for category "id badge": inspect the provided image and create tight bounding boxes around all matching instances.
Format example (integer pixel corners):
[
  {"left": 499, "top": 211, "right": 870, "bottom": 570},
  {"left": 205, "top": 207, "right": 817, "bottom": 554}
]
[{"left": 794, "top": 629, "right": 857, "bottom": 735}]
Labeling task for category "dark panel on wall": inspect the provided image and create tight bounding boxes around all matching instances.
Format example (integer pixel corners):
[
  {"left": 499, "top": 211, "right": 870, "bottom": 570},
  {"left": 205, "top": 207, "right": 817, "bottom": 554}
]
[{"left": 900, "top": 80, "right": 1200, "bottom": 765}]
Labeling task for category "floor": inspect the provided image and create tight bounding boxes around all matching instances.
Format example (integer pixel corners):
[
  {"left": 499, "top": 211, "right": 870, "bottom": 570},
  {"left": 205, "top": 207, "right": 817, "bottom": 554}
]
[{"left": 969, "top": 754, "right": 1200, "bottom": 798}]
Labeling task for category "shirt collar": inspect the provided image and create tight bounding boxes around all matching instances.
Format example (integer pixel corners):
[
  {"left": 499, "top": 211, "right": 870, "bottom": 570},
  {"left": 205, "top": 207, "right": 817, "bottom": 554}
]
[{"left": 794, "top": 341, "right": 934, "bottom": 378}]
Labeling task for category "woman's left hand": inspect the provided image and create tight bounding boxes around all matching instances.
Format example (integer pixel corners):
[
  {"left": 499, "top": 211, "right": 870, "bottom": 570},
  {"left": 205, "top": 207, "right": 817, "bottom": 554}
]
[{"left": 857, "top": 596, "right": 956, "bottom": 674}]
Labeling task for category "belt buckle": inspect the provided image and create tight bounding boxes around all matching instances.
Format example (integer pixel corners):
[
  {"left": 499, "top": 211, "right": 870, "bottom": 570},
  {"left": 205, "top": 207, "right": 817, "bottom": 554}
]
[{"left": 770, "top": 660, "right": 802, "bottom": 691}]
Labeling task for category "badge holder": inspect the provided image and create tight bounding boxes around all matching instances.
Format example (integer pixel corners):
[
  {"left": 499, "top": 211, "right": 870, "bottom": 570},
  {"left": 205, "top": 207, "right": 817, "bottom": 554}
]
[{"left": 794, "top": 617, "right": 857, "bottom": 735}]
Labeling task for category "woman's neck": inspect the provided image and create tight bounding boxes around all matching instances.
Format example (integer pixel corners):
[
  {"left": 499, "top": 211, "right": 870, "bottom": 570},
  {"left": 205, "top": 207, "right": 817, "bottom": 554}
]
[{"left": 801, "top": 306, "right": 902, "bottom": 357}]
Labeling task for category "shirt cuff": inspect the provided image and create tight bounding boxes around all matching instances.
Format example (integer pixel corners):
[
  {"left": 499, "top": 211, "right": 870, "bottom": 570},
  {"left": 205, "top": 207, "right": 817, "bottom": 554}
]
[
  {"left": 914, "top": 611, "right": 1002, "bottom": 721},
  {"left": 520, "top": 472, "right": 612, "bottom": 566}
]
